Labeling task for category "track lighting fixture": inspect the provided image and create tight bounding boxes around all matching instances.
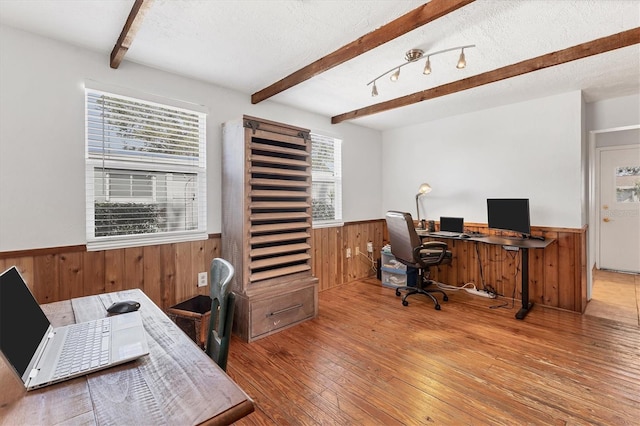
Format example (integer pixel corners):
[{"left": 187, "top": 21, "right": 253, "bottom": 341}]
[
  {"left": 367, "top": 44, "right": 475, "bottom": 96},
  {"left": 457, "top": 48, "right": 466, "bottom": 69},
  {"left": 390, "top": 68, "right": 400, "bottom": 82},
  {"left": 423, "top": 56, "right": 431, "bottom": 75}
]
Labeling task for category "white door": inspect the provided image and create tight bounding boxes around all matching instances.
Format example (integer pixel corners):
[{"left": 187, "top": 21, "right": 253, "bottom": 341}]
[{"left": 598, "top": 146, "right": 640, "bottom": 273}]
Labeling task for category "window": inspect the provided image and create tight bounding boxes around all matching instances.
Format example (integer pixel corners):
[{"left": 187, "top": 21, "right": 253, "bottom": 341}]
[
  {"left": 311, "top": 133, "right": 342, "bottom": 227},
  {"left": 85, "top": 88, "right": 206, "bottom": 250},
  {"left": 615, "top": 166, "right": 640, "bottom": 203}
]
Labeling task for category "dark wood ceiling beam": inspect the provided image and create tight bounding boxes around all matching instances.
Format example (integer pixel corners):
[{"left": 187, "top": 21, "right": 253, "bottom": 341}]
[
  {"left": 110, "top": 0, "right": 155, "bottom": 69},
  {"left": 251, "top": 0, "right": 475, "bottom": 104},
  {"left": 332, "top": 27, "right": 640, "bottom": 124}
]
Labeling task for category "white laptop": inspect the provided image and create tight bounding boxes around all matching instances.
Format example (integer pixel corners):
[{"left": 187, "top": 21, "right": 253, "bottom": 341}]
[{"left": 0, "top": 266, "right": 149, "bottom": 390}]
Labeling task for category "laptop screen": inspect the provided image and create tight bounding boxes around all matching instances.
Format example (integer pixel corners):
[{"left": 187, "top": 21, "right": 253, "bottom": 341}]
[
  {"left": 439, "top": 217, "right": 464, "bottom": 233},
  {"left": 0, "top": 267, "right": 51, "bottom": 377}
]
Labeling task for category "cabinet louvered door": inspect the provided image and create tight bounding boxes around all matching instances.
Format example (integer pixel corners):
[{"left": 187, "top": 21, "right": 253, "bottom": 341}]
[
  {"left": 222, "top": 116, "right": 318, "bottom": 342},
  {"left": 249, "top": 130, "right": 313, "bottom": 282}
]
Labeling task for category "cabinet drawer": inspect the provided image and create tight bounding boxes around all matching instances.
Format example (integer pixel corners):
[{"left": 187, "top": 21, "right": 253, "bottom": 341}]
[{"left": 251, "top": 286, "right": 315, "bottom": 338}]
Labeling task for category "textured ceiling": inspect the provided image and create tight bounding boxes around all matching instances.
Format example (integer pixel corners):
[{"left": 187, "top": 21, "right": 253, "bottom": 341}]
[{"left": 1, "top": 0, "right": 638, "bottom": 131}]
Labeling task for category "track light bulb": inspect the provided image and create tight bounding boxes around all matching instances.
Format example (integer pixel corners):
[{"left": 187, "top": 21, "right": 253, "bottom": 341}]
[
  {"left": 457, "top": 49, "right": 466, "bottom": 69},
  {"left": 371, "top": 82, "right": 378, "bottom": 97},
  {"left": 423, "top": 57, "right": 431, "bottom": 75},
  {"left": 390, "top": 68, "right": 400, "bottom": 82}
]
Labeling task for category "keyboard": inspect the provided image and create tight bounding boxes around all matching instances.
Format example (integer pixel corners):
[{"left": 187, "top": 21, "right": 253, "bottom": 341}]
[{"left": 52, "top": 318, "right": 111, "bottom": 379}]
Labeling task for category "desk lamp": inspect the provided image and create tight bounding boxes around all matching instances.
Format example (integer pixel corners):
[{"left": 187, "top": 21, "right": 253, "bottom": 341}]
[{"left": 415, "top": 183, "right": 432, "bottom": 228}]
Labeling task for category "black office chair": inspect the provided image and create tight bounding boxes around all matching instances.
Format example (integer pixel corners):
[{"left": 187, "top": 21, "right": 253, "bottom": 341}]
[
  {"left": 205, "top": 257, "right": 235, "bottom": 371},
  {"left": 385, "top": 211, "right": 452, "bottom": 309}
]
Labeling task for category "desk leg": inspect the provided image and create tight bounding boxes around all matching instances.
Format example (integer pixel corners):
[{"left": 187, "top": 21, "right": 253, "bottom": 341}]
[{"left": 516, "top": 247, "right": 533, "bottom": 319}]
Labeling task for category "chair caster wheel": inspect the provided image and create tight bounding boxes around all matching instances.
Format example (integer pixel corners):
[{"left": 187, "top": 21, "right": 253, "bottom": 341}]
[
  {"left": 395, "top": 290, "right": 401, "bottom": 297},
  {"left": 435, "top": 304, "right": 441, "bottom": 310},
  {"left": 402, "top": 300, "right": 408, "bottom": 306},
  {"left": 443, "top": 295, "right": 449, "bottom": 302}
]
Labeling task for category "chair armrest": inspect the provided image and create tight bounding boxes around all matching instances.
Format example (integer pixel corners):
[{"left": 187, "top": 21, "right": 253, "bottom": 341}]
[{"left": 414, "top": 241, "right": 449, "bottom": 265}]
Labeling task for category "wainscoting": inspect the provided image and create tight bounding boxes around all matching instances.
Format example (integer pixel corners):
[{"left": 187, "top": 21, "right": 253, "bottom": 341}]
[{"left": 0, "top": 220, "right": 586, "bottom": 313}]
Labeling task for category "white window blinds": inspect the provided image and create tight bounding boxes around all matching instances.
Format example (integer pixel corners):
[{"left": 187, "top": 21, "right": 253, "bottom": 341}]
[
  {"left": 311, "top": 133, "right": 342, "bottom": 227},
  {"left": 85, "top": 89, "right": 207, "bottom": 250}
]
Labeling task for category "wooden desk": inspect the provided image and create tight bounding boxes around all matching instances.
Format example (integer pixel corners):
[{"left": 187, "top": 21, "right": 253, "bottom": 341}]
[
  {"left": 0, "top": 289, "right": 254, "bottom": 425},
  {"left": 418, "top": 231, "right": 554, "bottom": 319}
]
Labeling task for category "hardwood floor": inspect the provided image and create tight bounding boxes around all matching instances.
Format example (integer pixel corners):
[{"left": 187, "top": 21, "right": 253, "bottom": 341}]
[
  {"left": 227, "top": 278, "right": 640, "bottom": 425},
  {"left": 584, "top": 269, "right": 640, "bottom": 326}
]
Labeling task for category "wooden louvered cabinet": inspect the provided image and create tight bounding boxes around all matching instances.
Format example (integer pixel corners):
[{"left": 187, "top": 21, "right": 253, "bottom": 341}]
[{"left": 222, "top": 116, "right": 318, "bottom": 342}]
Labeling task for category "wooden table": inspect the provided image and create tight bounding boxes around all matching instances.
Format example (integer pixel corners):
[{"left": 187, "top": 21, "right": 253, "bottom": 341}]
[{"left": 0, "top": 289, "right": 254, "bottom": 425}]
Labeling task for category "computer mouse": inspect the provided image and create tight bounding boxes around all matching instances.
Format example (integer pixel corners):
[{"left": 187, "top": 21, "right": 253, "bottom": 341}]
[
  {"left": 460, "top": 233, "right": 471, "bottom": 238},
  {"left": 107, "top": 300, "right": 141, "bottom": 314}
]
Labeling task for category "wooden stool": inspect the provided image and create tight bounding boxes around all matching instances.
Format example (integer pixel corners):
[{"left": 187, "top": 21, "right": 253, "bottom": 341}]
[{"left": 167, "top": 295, "right": 212, "bottom": 349}]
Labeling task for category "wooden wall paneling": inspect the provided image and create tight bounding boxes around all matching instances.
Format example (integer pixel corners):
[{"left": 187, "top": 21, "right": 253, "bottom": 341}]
[
  {"left": 370, "top": 221, "right": 381, "bottom": 274},
  {"left": 310, "top": 228, "right": 319, "bottom": 281},
  {"left": 124, "top": 247, "right": 144, "bottom": 292},
  {"left": 204, "top": 236, "right": 220, "bottom": 264},
  {"left": 33, "top": 254, "right": 59, "bottom": 304},
  {"left": 508, "top": 249, "right": 521, "bottom": 301},
  {"left": 59, "top": 252, "right": 83, "bottom": 300},
  {"left": 557, "top": 232, "right": 576, "bottom": 311},
  {"left": 320, "top": 228, "right": 331, "bottom": 291},
  {"left": 468, "top": 242, "right": 480, "bottom": 286},
  {"left": 0, "top": 222, "right": 588, "bottom": 313},
  {"left": 578, "top": 231, "right": 587, "bottom": 313},
  {"left": 142, "top": 244, "right": 162, "bottom": 308},
  {"left": 449, "top": 240, "right": 461, "bottom": 286},
  {"left": 479, "top": 245, "right": 492, "bottom": 292},
  {"left": 160, "top": 244, "right": 176, "bottom": 309},
  {"left": 529, "top": 248, "right": 545, "bottom": 306},
  {"left": 494, "top": 248, "right": 506, "bottom": 297},
  {"left": 311, "top": 228, "right": 320, "bottom": 288},
  {"left": 83, "top": 250, "right": 105, "bottom": 297},
  {"left": 174, "top": 242, "right": 193, "bottom": 305},
  {"left": 494, "top": 246, "right": 507, "bottom": 296},
  {"left": 4, "top": 257, "right": 34, "bottom": 293},
  {"left": 327, "top": 227, "right": 339, "bottom": 291},
  {"left": 501, "top": 247, "right": 515, "bottom": 298},
  {"left": 333, "top": 227, "right": 343, "bottom": 289},
  {"left": 456, "top": 240, "right": 468, "bottom": 285},
  {"left": 343, "top": 225, "right": 354, "bottom": 284},
  {"left": 351, "top": 223, "right": 362, "bottom": 279},
  {"left": 104, "top": 250, "right": 125, "bottom": 294},
  {"left": 542, "top": 232, "right": 560, "bottom": 307},
  {"left": 190, "top": 239, "right": 207, "bottom": 297}
]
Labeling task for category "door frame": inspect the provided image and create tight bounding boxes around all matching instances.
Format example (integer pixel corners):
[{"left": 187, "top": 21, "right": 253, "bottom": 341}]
[{"left": 588, "top": 125, "right": 640, "bottom": 300}]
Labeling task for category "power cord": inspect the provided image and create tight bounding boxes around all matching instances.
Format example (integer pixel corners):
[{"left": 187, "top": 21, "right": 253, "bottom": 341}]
[
  {"left": 435, "top": 281, "right": 477, "bottom": 291},
  {"left": 490, "top": 249, "right": 520, "bottom": 310},
  {"left": 357, "top": 250, "right": 377, "bottom": 274}
]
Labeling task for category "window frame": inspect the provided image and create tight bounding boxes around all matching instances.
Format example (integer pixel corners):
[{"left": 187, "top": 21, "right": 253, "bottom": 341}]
[
  {"left": 310, "top": 132, "right": 343, "bottom": 228},
  {"left": 84, "top": 86, "right": 207, "bottom": 250}
]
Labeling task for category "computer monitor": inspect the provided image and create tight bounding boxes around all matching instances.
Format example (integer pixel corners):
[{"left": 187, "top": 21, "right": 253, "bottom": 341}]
[{"left": 487, "top": 198, "right": 531, "bottom": 237}]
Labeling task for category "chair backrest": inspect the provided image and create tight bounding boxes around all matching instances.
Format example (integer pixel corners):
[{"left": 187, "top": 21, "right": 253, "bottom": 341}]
[
  {"left": 205, "top": 257, "right": 235, "bottom": 371},
  {"left": 385, "top": 211, "right": 423, "bottom": 266}
]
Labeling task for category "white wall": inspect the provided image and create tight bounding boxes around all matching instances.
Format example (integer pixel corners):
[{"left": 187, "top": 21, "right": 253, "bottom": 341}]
[
  {"left": 586, "top": 94, "right": 640, "bottom": 131},
  {"left": 381, "top": 91, "right": 584, "bottom": 229},
  {"left": 0, "top": 25, "right": 382, "bottom": 251}
]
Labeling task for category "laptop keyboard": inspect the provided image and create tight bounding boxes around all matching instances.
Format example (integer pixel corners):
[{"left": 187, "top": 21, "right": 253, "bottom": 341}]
[{"left": 52, "top": 318, "right": 111, "bottom": 379}]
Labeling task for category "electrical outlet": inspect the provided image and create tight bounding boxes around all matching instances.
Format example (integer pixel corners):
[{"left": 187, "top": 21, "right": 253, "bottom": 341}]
[
  {"left": 197, "top": 272, "right": 208, "bottom": 287},
  {"left": 346, "top": 248, "right": 351, "bottom": 258},
  {"left": 367, "top": 241, "right": 373, "bottom": 253},
  {"left": 356, "top": 247, "right": 360, "bottom": 255}
]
